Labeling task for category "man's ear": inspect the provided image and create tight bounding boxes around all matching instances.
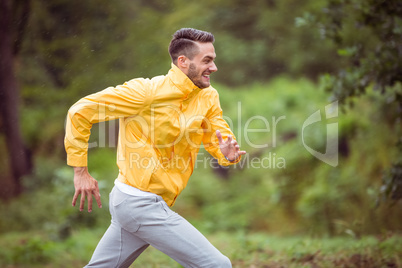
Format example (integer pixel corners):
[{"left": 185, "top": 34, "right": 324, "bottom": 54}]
[{"left": 177, "top": 55, "right": 188, "bottom": 69}]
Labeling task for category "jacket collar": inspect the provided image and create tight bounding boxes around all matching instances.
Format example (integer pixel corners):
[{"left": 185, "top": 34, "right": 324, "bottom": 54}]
[{"left": 168, "top": 63, "right": 199, "bottom": 95}]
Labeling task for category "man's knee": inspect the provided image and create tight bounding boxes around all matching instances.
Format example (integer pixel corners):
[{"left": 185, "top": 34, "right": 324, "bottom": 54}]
[
  {"left": 214, "top": 254, "right": 232, "bottom": 268},
  {"left": 201, "top": 253, "right": 231, "bottom": 268}
]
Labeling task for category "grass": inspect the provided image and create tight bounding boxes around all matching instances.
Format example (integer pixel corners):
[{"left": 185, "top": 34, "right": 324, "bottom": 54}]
[{"left": 0, "top": 228, "right": 400, "bottom": 267}]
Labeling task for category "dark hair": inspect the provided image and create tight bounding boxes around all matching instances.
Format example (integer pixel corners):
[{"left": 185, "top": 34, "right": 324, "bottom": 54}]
[{"left": 168, "top": 28, "right": 215, "bottom": 64}]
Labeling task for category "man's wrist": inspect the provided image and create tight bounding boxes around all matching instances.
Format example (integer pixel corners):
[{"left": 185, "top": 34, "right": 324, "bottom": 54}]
[{"left": 73, "top": 166, "right": 88, "bottom": 175}]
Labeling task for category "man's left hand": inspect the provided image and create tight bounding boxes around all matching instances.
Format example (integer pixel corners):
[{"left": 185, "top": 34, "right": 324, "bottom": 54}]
[{"left": 216, "top": 130, "right": 246, "bottom": 162}]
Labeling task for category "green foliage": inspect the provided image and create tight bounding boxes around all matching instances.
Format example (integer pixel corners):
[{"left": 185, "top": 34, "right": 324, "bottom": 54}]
[
  {"left": 297, "top": 0, "right": 402, "bottom": 204},
  {"left": 9, "top": 237, "right": 54, "bottom": 265},
  {"left": 379, "top": 160, "right": 402, "bottom": 205},
  {"left": 296, "top": 0, "right": 402, "bottom": 102}
]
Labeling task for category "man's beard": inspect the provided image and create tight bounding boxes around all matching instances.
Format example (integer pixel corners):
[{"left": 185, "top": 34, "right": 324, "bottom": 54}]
[{"left": 187, "top": 63, "right": 208, "bottom": 89}]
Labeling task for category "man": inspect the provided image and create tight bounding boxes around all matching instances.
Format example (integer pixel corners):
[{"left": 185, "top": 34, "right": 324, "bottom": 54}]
[{"left": 65, "top": 28, "right": 246, "bottom": 267}]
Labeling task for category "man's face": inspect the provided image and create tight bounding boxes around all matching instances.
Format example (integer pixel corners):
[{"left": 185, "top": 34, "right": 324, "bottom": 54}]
[{"left": 185, "top": 42, "right": 218, "bottom": 89}]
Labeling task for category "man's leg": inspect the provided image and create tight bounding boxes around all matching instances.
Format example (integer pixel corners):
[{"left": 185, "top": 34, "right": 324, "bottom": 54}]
[
  {"left": 116, "top": 190, "right": 231, "bottom": 268},
  {"left": 86, "top": 221, "right": 149, "bottom": 268},
  {"left": 90, "top": 186, "right": 231, "bottom": 267},
  {"left": 141, "top": 211, "right": 232, "bottom": 268},
  {"left": 85, "top": 187, "right": 150, "bottom": 268}
]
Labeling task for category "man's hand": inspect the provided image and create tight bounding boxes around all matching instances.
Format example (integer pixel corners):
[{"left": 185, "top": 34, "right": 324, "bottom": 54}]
[
  {"left": 216, "top": 130, "right": 247, "bottom": 162},
  {"left": 72, "top": 167, "right": 102, "bottom": 212}
]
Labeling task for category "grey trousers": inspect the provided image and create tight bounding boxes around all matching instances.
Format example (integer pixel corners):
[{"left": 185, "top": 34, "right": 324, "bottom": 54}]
[{"left": 85, "top": 186, "right": 232, "bottom": 268}]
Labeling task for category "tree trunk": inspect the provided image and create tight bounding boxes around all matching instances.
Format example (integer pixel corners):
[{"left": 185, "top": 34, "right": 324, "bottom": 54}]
[{"left": 0, "top": 0, "right": 32, "bottom": 199}]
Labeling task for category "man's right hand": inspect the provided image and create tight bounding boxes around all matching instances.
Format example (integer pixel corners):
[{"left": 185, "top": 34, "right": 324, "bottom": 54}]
[{"left": 72, "top": 167, "right": 102, "bottom": 212}]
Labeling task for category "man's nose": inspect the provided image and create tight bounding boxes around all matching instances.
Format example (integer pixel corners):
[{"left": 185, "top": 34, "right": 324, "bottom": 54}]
[{"left": 209, "top": 62, "right": 218, "bottom": 73}]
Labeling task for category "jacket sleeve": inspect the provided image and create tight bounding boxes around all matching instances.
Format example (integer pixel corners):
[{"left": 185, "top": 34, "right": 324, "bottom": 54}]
[
  {"left": 202, "top": 89, "right": 241, "bottom": 166},
  {"left": 64, "top": 79, "right": 150, "bottom": 166}
]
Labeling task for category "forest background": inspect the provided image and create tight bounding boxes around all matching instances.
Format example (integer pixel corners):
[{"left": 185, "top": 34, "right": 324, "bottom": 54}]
[{"left": 0, "top": 0, "right": 401, "bottom": 267}]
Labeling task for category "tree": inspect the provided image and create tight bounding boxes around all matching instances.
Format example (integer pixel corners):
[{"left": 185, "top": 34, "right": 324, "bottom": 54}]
[
  {"left": 0, "top": 0, "right": 128, "bottom": 199},
  {"left": 0, "top": 0, "right": 32, "bottom": 199},
  {"left": 300, "top": 0, "right": 402, "bottom": 202}
]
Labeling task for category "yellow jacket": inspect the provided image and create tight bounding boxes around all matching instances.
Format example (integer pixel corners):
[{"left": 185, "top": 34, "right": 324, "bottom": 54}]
[{"left": 65, "top": 64, "right": 240, "bottom": 206}]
